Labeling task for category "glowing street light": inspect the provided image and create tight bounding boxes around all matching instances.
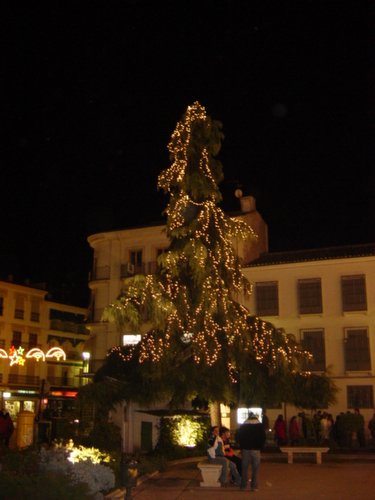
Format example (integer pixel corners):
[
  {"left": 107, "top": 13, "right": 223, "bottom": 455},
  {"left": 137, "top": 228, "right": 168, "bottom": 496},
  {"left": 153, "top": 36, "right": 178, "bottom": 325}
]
[{"left": 82, "top": 352, "right": 90, "bottom": 375}]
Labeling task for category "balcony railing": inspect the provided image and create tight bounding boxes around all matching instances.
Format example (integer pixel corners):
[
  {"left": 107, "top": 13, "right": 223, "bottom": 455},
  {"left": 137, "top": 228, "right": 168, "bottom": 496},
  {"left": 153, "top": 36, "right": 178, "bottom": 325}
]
[
  {"left": 50, "top": 319, "right": 89, "bottom": 335},
  {"left": 8, "top": 374, "right": 40, "bottom": 386},
  {"left": 47, "top": 376, "right": 78, "bottom": 388},
  {"left": 120, "top": 261, "right": 158, "bottom": 278},
  {"left": 66, "top": 351, "right": 82, "bottom": 361}
]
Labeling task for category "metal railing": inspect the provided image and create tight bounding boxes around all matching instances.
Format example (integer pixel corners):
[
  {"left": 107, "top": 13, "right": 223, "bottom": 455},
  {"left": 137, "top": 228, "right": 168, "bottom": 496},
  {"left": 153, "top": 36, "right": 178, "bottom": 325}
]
[
  {"left": 8, "top": 374, "right": 40, "bottom": 386},
  {"left": 66, "top": 351, "right": 82, "bottom": 361},
  {"left": 47, "top": 376, "right": 78, "bottom": 388},
  {"left": 120, "top": 261, "right": 158, "bottom": 277},
  {"left": 50, "top": 319, "right": 89, "bottom": 334}
]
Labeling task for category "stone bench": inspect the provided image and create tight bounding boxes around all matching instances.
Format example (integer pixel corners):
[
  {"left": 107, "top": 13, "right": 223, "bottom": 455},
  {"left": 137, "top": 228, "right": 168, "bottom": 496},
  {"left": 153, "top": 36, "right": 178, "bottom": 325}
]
[
  {"left": 280, "top": 446, "right": 330, "bottom": 464},
  {"left": 197, "top": 460, "right": 223, "bottom": 487}
]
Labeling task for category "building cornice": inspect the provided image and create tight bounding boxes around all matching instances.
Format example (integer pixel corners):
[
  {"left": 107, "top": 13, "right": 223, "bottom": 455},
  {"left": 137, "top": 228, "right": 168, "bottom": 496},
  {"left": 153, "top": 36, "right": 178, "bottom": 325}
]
[{"left": 247, "top": 243, "right": 375, "bottom": 267}]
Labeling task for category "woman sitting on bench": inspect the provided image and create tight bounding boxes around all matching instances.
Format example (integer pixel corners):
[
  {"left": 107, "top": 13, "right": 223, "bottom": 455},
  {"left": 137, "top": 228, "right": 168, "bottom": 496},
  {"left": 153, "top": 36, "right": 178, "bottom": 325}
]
[{"left": 220, "top": 426, "right": 242, "bottom": 478}]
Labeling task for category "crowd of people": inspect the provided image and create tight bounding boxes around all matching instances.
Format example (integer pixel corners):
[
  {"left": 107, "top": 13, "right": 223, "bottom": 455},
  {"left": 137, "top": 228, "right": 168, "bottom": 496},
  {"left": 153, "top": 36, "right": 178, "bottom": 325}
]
[{"left": 273, "top": 409, "right": 374, "bottom": 448}]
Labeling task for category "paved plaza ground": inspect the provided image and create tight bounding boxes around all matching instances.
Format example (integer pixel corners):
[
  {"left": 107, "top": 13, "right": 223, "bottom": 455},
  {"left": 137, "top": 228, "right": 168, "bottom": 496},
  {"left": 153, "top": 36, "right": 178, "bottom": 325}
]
[{"left": 107, "top": 451, "right": 375, "bottom": 500}]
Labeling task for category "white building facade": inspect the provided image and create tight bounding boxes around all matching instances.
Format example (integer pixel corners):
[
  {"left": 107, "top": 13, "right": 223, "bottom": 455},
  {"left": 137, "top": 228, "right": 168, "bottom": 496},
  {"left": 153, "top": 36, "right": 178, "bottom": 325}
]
[{"left": 243, "top": 244, "right": 375, "bottom": 430}]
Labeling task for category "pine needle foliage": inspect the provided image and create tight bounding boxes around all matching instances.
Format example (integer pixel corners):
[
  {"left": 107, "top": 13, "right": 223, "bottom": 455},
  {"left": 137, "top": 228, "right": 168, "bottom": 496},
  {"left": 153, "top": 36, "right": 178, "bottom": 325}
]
[{"left": 96, "top": 102, "right": 336, "bottom": 409}]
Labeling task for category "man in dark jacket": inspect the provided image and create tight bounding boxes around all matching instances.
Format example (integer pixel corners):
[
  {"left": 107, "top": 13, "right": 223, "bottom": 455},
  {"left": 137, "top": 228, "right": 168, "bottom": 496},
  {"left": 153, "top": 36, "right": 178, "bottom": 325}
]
[{"left": 238, "top": 412, "right": 266, "bottom": 491}]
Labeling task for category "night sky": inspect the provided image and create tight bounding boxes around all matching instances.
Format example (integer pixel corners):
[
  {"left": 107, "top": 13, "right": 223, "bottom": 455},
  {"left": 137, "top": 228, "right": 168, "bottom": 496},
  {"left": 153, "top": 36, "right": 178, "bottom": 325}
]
[{"left": 2, "top": 2, "right": 373, "bottom": 306}]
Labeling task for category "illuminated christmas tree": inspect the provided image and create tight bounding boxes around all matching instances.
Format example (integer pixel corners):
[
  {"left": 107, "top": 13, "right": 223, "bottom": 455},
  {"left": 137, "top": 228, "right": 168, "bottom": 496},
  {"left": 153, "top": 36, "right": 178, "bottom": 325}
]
[{"left": 97, "top": 102, "right": 334, "bottom": 408}]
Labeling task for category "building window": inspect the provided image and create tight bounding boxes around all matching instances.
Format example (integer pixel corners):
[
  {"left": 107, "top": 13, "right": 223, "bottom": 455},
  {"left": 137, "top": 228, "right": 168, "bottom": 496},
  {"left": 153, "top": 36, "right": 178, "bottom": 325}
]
[
  {"left": 302, "top": 329, "right": 326, "bottom": 371},
  {"left": 130, "top": 250, "right": 143, "bottom": 273},
  {"left": 341, "top": 275, "right": 367, "bottom": 312},
  {"left": 28, "top": 333, "right": 38, "bottom": 348},
  {"left": 14, "top": 309, "right": 24, "bottom": 319},
  {"left": 30, "top": 311, "right": 40, "bottom": 322},
  {"left": 143, "top": 248, "right": 167, "bottom": 274},
  {"left": 255, "top": 282, "right": 279, "bottom": 316},
  {"left": 31, "top": 298, "right": 40, "bottom": 322},
  {"left": 347, "top": 385, "right": 374, "bottom": 409},
  {"left": 12, "top": 331, "right": 22, "bottom": 348},
  {"left": 14, "top": 294, "right": 25, "bottom": 319},
  {"left": 344, "top": 328, "right": 371, "bottom": 371},
  {"left": 130, "top": 250, "right": 142, "bottom": 266},
  {"left": 298, "top": 278, "right": 322, "bottom": 314}
]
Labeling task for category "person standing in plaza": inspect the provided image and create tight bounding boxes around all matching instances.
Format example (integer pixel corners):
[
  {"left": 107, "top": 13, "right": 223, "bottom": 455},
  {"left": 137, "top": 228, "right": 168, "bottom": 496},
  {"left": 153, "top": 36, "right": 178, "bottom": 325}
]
[
  {"left": 0, "top": 409, "right": 14, "bottom": 447},
  {"left": 354, "top": 408, "right": 366, "bottom": 447},
  {"left": 368, "top": 413, "right": 375, "bottom": 444},
  {"left": 289, "top": 416, "right": 300, "bottom": 445},
  {"left": 274, "top": 414, "right": 287, "bottom": 446},
  {"left": 238, "top": 412, "right": 266, "bottom": 492}
]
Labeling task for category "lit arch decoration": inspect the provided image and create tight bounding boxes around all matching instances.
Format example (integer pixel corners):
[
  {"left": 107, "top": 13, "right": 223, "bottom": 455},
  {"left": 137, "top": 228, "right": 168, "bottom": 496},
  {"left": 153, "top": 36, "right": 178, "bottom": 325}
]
[
  {"left": 26, "top": 348, "right": 46, "bottom": 362},
  {"left": 0, "top": 346, "right": 68, "bottom": 366},
  {"left": 46, "top": 347, "right": 66, "bottom": 361}
]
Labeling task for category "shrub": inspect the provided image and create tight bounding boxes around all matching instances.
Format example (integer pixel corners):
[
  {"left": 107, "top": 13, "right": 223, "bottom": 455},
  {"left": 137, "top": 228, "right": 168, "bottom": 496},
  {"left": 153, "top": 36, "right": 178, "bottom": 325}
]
[
  {"left": 0, "top": 469, "right": 92, "bottom": 500},
  {"left": 154, "top": 414, "right": 210, "bottom": 459},
  {"left": 0, "top": 442, "right": 116, "bottom": 498},
  {"left": 40, "top": 441, "right": 115, "bottom": 495},
  {"left": 0, "top": 448, "right": 92, "bottom": 500},
  {"left": 79, "top": 419, "right": 121, "bottom": 453}
]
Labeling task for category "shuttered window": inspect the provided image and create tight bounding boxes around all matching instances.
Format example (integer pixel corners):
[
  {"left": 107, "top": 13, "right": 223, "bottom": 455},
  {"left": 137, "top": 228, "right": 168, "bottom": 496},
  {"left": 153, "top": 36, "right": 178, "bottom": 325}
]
[
  {"left": 344, "top": 328, "right": 371, "bottom": 371},
  {"left": 341, "top": 275, "right": 367, "bottom": 312},
  {"left": 347, "top": 386, "right": 373, "bottom": 408},
  {"left": 255, "top": 282, "right": 279, "bottom": 316},
  {"left": 298, "top": 279, "right": 322, "bottom": 314},
  {"left": 302, "top": 329, "right": 326, "bottom": 371}
]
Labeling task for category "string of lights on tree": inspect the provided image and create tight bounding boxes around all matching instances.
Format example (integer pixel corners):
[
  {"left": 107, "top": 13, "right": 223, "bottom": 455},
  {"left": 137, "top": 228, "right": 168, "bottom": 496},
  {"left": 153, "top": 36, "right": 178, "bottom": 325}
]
[{"left": 103, "top": 102, "right": 312, "bottom": 379}]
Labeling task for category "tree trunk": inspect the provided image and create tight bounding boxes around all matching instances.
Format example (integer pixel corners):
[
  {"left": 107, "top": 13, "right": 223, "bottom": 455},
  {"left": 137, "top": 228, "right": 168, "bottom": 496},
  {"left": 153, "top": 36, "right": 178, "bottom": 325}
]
[{"left": 209, "top": 401, "right": 221, "bottom": 427}]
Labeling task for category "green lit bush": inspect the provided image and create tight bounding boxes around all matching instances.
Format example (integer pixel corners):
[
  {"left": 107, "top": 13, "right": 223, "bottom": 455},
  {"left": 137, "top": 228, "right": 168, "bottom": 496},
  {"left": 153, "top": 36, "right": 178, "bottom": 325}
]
[{"left": 154, "top": 414, "right": 210, "bottom": 458}]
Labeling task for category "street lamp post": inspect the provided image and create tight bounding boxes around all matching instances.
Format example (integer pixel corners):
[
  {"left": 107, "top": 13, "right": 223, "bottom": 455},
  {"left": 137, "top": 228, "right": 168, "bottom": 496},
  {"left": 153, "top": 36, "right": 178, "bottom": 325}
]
[{"left": 81, "top": 352, "right": 90, "bottom": 385}]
